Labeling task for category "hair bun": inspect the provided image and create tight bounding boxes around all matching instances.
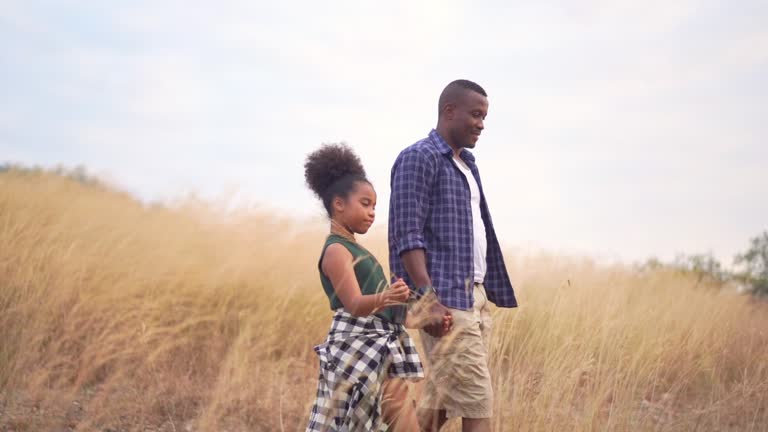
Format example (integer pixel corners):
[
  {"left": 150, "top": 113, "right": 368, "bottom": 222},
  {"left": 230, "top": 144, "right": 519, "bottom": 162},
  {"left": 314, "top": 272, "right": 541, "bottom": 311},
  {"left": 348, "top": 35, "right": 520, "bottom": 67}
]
[{"left": 304, "top": 143, "right": 366, "bottom": 198}]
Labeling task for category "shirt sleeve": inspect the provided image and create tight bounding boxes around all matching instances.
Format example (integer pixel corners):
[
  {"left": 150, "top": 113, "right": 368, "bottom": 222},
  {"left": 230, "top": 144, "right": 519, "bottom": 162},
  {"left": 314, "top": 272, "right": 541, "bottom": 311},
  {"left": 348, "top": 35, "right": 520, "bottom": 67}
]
[{"left": 390, "top": 148, "right": 435, "bottom": 256}]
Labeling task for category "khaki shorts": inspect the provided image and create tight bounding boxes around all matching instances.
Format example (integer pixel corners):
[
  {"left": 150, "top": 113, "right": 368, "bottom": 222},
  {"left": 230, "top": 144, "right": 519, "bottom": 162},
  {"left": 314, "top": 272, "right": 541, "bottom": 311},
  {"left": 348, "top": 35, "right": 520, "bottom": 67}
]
[{"left": 418, "top": 283, "right": 493, "bottom": 419}]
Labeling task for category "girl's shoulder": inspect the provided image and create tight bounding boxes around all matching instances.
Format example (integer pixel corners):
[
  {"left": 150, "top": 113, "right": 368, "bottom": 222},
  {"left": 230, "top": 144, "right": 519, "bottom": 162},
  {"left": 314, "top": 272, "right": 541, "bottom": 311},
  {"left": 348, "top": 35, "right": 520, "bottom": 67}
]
[
  {"left": 321, "top": 242, "right": 353, "bottom": 267},
  {"left": 321, "top": 235, "right": 357, "bottom": 264},
  {"left": 322, "top": 236, "right": 379, "bottom": 268}
]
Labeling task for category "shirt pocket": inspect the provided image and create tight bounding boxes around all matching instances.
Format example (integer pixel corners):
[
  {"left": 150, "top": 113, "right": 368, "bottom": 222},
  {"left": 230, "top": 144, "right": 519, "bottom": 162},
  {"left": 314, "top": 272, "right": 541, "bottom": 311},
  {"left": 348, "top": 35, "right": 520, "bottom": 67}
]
[{"left": 437, "top": 167, "right": 464, "bottom": 209}]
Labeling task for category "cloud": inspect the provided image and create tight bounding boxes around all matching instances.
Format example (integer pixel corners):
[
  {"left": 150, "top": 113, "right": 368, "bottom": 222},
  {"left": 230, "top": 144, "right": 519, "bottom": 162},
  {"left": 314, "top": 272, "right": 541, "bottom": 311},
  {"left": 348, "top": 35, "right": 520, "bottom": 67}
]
[{"left": 2, "top": 0, "right": 766, "bottom": 264}]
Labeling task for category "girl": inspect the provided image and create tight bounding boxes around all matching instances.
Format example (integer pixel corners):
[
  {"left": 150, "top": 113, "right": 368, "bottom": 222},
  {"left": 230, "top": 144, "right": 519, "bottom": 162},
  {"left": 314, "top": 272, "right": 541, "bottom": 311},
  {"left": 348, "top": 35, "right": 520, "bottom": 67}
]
[{"left": 304, "top": 143, "right": 424, "bottom": 431}]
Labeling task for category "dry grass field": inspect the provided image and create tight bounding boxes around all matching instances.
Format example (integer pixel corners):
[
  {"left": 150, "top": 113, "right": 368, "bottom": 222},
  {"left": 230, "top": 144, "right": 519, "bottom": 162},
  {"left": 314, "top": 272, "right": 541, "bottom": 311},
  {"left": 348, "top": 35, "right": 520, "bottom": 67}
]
[{"left": 1, "top": 170, "right": 767, "bottom": 431}]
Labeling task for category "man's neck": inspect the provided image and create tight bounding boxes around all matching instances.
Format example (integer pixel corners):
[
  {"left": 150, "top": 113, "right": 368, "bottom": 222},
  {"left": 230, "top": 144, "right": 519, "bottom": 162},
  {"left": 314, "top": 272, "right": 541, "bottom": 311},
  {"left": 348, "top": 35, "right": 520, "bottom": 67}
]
[{"left": 435, "top": 125, "right": 463, "bottom": 159}]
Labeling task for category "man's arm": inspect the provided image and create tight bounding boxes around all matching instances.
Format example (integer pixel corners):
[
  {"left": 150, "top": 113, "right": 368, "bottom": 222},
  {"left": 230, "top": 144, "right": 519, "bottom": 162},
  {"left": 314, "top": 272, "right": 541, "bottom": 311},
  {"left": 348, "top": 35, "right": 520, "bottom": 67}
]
[
  {"left": 401, "top": 249, "right": 431, "bottom": 288},
  {"left": 390, "top": 149, "right": 451, "bottom": 336},
  {"left": 401, "top": 248, "right": 452, "bottom": 336},
  {"left": 390, "top": 149, "right": 432, "bottom": 261}
]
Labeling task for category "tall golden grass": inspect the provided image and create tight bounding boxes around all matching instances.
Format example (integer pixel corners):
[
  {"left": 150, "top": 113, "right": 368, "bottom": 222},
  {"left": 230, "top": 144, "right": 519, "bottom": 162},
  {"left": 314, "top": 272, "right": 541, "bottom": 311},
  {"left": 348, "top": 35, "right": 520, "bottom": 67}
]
[{"left": 1, "top": 170, "right": 767, "bottom": 431}]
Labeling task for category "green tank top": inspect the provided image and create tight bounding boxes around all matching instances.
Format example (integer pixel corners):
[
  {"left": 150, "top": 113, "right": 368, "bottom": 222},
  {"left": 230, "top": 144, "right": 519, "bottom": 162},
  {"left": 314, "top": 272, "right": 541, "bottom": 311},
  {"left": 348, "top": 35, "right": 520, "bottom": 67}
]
[{"left": 318, "top": 234, "right": 405, "bottom": 323}]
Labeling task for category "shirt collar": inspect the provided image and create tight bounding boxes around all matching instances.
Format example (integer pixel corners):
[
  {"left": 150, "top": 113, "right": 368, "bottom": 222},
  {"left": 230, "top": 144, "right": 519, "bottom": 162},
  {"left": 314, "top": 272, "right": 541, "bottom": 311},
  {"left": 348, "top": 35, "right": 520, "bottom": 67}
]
[{"left": 429, "top": 129, "right": 476, "bottom": 163}]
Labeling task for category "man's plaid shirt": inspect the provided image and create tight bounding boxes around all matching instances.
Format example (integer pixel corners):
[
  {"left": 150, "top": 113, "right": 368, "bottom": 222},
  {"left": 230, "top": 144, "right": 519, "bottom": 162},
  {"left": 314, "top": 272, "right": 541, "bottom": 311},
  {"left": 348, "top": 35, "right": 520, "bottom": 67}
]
[{"left": 388, "top": 129, "right": 517, "bottom": 311}]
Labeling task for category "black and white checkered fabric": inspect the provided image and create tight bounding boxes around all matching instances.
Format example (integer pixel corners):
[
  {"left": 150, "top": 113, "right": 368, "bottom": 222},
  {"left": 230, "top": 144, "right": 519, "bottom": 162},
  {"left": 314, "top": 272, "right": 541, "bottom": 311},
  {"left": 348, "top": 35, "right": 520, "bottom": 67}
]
[{"left": 306, "top": 309, "right": 424, "bottom": 432}]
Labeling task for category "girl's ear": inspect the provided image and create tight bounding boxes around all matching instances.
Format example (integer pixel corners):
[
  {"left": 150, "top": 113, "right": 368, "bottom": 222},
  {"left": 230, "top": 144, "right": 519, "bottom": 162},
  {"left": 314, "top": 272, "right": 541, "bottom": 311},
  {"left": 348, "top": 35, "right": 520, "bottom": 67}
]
[{"left": 332, "top": 196, "right": 345, "bottom": 214}]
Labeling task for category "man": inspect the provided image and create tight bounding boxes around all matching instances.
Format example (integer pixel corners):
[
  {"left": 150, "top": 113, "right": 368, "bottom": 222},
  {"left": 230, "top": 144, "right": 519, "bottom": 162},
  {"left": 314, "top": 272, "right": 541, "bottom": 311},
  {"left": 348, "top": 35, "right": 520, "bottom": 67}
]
[{"left": 388, "top": 79, "right": 517, "bottom": 432}]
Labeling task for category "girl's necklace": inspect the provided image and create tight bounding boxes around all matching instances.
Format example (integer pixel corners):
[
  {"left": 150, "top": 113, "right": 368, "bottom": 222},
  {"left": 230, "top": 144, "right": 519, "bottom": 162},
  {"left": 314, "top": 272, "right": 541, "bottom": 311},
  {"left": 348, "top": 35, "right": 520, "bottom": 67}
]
[
  {"left": 329, "top": 219, "right": 377, "bottom": 261},
  {"left": 330, "top": 219, "right": 356, "bottom": 243}
]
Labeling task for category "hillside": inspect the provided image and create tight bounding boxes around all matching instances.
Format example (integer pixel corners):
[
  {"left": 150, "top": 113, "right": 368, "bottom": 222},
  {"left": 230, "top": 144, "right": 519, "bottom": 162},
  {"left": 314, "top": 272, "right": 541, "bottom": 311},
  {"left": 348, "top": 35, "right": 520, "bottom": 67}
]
[{"left": 1, "top": 170, "right": 766, "bottom": 431}]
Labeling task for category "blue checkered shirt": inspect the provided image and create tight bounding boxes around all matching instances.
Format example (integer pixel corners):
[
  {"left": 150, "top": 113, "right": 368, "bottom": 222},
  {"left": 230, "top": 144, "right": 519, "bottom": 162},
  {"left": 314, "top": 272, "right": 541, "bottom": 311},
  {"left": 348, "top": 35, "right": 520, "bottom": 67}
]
[{"left": 388, "top": 129, "right": 517, "bottom": 311}]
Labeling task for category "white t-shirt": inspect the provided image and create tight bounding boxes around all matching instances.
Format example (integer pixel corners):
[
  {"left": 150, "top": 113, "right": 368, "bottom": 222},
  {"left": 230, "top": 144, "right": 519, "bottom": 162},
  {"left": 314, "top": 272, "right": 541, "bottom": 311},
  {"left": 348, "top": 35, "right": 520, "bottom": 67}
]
[{"left": 454, "top": 155, "right": 487, "bottom": 284}]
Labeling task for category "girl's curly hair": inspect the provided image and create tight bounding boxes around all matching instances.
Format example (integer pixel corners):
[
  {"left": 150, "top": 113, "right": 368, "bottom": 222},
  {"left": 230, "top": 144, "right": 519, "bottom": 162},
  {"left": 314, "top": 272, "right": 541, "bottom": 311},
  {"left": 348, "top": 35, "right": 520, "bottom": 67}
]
[{"left": 304, "top": 143, "right": 369, "bottom": 216}]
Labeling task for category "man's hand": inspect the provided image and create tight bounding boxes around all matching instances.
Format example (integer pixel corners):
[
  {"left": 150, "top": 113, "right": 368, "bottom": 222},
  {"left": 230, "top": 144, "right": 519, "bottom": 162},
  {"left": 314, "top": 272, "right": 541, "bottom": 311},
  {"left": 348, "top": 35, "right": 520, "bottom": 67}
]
[
  {"left": 399, "top": 249, "right": 452, "bottom": 335},
  {"left": 422, "top": 301, "right": 453, "bottom": 337},
  {"left": 408, "top": 290, "right": 453, "bottom": 337}
]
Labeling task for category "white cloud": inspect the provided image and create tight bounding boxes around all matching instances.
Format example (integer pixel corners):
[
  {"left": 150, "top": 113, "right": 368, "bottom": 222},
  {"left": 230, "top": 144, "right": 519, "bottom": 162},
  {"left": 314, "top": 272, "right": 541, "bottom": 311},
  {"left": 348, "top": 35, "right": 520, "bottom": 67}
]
[{"left": 2, "top": 0, "right": 766, "bottom": 264}]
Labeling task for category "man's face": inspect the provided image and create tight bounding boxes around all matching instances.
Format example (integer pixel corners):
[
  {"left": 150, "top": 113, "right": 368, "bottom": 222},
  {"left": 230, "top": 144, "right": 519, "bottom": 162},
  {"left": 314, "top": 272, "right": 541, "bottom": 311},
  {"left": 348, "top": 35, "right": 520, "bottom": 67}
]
[{"left": 448, "top": 90, "right": 488, "bottom": 150}]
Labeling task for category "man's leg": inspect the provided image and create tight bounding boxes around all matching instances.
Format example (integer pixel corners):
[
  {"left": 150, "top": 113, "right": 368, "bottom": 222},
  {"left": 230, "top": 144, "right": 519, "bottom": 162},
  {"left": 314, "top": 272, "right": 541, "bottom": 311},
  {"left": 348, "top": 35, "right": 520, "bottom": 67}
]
[
  {"left": 417, "top": 324, "right": 458, "bottom": 432},
  {"left": 419, "top": 408, "right": 448, "bottom": 431},
  {"left": 418, "top": 315, "right": 470, "bottom": 432},
  {"left": 418, "top": 284, "right": 494, "bottom": 431},
  {"left": 462, "top": 417, "right": 491, "bottom": 432},
  {"left": 381, "top": 378, "right": 420, "bottom": 432},
  {"left": 460, "top": 284, "right": 494, "bottom": 432}
]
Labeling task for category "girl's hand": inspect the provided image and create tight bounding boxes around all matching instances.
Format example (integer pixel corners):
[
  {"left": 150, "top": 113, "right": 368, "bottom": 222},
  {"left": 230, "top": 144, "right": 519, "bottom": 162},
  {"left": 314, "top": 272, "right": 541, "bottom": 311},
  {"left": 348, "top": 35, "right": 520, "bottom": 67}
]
[
  {"left": 442, "top": 311, "right": 453, "bottom": 334},
  {"left": 384, "top": 279, "right": 410, "bottom": 304}
]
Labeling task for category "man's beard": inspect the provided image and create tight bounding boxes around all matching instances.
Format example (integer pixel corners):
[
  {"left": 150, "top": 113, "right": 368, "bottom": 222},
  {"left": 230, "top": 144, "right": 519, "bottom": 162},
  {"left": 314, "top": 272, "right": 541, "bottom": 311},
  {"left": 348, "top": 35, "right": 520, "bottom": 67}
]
[{"left": 451, "top": 129, "right": 474, "bottom": 149}]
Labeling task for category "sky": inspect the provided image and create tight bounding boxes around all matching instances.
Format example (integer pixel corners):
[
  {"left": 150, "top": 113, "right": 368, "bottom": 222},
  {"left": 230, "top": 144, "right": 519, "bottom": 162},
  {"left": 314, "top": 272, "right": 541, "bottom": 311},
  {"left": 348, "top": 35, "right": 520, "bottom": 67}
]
[{"left": 1, "top": 0, "right": 767, "bottom": 266}]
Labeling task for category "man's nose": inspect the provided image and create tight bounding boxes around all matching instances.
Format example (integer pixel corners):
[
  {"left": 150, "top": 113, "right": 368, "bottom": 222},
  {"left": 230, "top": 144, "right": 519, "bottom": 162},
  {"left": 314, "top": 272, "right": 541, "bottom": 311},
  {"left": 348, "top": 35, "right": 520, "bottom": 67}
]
[{"left": 477, "top": 119, "right": 484, "bottom": 130}]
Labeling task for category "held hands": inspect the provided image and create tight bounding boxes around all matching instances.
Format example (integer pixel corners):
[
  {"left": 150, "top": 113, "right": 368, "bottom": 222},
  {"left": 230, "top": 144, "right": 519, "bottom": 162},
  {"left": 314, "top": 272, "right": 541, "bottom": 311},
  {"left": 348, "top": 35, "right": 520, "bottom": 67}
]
[
  {"left": 406, "top": 288, "right": 453, "bottom": 337},
  {"left": 422, "top": 300, "right": 453, "bottom": 338},
  {"left": 383, "top": 280, "right": 453, "bottom": 337}
]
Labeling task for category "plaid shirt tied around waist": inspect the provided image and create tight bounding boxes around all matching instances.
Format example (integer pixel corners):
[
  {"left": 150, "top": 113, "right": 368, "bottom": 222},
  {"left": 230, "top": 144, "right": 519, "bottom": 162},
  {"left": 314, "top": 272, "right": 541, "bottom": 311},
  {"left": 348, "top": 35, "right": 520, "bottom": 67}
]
[
  {"left": 306, "top": 310, "right": 424, "bottom": 432},
  {"left": 388, "top": 129, "right": 517, "bottom": 311}
]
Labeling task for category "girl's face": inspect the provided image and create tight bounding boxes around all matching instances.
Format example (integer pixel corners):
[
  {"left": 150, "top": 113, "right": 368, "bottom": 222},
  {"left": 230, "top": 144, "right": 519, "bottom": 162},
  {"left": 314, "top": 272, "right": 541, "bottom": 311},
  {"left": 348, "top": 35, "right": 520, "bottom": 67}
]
[{"left": 333, "top": 181, "right": 377, "bottom": 234}]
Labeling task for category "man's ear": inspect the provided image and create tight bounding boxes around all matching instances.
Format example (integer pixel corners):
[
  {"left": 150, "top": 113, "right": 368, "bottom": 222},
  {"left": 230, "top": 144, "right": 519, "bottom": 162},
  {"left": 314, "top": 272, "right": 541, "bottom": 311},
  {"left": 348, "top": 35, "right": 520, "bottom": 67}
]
[{"left": 443, "top": 103, "right": 456, "bottom": 120}]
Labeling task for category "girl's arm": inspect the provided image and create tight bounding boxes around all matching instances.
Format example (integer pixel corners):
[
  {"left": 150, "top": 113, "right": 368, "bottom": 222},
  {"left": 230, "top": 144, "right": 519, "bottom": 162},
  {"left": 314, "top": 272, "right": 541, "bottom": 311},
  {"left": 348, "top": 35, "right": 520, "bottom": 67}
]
[{"left": 322, "top": 243, "right": 409, "bottom": 317}]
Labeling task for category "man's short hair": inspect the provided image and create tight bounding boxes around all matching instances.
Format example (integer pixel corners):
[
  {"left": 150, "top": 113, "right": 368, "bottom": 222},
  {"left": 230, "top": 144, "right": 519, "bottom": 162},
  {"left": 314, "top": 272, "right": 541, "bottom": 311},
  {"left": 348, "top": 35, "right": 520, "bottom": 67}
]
[{"left": 438, "top": 79, "right": 487, "bottom": 115}]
